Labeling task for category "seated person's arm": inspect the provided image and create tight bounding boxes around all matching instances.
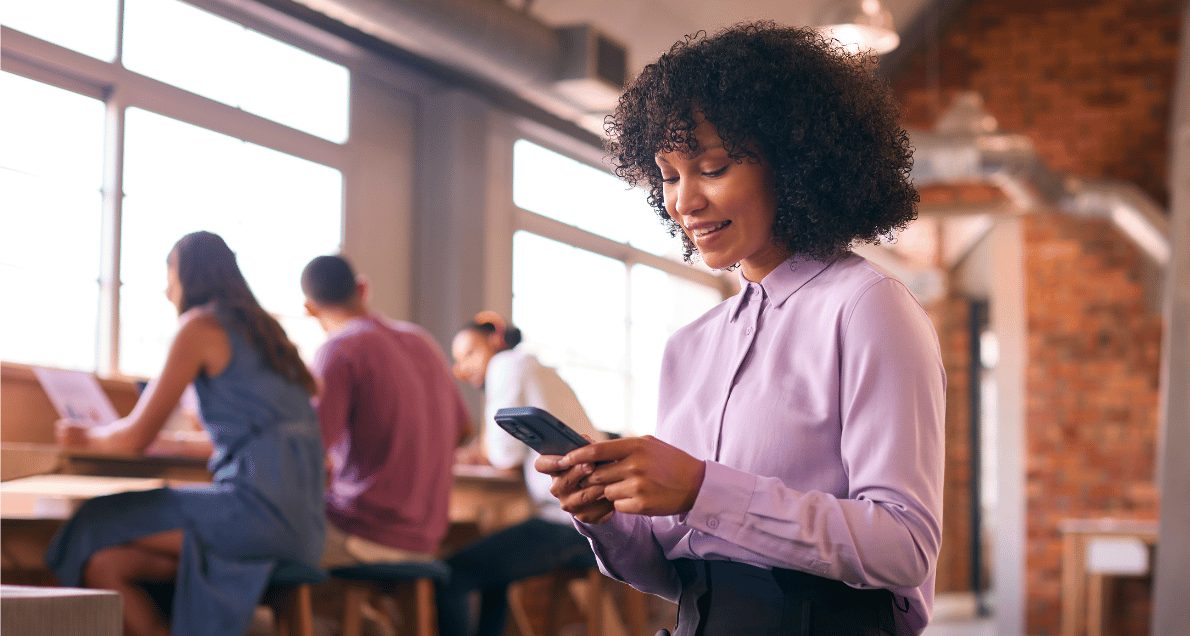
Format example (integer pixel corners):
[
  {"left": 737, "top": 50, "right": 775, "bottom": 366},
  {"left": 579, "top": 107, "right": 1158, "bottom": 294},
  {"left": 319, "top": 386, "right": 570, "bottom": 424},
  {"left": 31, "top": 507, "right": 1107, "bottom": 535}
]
[
  {"left": 58, "top": 311, "right": 222, "bottom": 455},
  {"left": 311, "top": 346, "right": 351, "bottom": 472}
]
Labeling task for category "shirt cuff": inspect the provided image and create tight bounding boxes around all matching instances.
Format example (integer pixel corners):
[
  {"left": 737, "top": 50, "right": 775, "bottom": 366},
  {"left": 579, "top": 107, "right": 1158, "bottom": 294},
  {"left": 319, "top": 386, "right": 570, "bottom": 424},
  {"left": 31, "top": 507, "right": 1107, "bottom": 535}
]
[
  {"left": 682, "top": 460, "right": 758, "bottom": 541},
  {"left": 573, "top": 510, "right": 636, "bottom": 549}
]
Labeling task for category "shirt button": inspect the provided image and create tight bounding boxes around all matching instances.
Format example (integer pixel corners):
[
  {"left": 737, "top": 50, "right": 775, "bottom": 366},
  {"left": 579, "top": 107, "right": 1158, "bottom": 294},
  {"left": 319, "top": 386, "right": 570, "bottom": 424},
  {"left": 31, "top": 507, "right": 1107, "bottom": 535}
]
[
  {"left": 745, "top": 327, "right": 753, "bottom": 336},
  {"left": 707, "top": 516, "right": 720, "bottom": 529}
]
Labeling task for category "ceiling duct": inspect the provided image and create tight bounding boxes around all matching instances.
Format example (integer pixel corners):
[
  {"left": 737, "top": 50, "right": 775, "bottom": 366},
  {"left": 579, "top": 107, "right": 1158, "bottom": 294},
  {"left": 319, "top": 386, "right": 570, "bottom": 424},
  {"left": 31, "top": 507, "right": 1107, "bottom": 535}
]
[
  {"left": 910, "top": 92, "right": 1171, "bottom": 265},
  {"left": 555, "top": 24, "right": 628, "bottom": 113},
  {"left": 290, "top": 0, "right": 627, "bottom": 125}
]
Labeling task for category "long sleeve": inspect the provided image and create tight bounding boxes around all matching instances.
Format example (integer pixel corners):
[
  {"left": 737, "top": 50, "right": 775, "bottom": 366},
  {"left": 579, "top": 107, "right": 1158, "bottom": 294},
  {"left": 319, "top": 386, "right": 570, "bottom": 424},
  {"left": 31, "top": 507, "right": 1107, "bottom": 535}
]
[
  {"left": 680, "top": 278, "right": 945, "bottom": 589},
  {"left": 574, "top": 513, "right": 683, "bottom": 601}
]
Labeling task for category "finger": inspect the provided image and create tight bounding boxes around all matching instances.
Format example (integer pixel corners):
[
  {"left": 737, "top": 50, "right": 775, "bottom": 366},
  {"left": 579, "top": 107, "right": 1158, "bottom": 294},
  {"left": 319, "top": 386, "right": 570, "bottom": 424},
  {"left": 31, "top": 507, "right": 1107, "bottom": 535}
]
[
  {"left": 572, "top": 500, "right": 615, "bottom": 524},
  {"left": 601, "top": 479, "right": 641, "bottom": 504},
  {"left": 534, "top": 454, "right": 567, "bottom": 475},
  {"left": 613, "top": 497, "right": 646, "bottom": 515},
  {"left": 583, "top": 461, "right": 635, "bottom": 486},
  {"left": 549, "top": 464, "right": 593, "bottom": 498},
  {"left": 559, "top": 438, "right": 638, "bottom": 468},
  {"left": 558, "top": 484, "right": 606, "bottom": 511}
]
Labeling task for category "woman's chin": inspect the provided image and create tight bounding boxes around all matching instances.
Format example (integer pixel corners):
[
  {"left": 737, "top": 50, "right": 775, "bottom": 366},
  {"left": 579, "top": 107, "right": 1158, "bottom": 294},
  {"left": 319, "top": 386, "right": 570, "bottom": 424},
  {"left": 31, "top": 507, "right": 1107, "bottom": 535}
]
[{"left": 699, "top": 253, "right": 736, "bottom": 272}]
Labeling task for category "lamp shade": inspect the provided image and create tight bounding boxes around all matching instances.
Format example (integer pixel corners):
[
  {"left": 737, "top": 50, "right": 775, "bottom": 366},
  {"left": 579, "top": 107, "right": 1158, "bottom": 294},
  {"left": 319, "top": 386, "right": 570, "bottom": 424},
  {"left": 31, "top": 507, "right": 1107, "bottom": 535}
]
[{"left": 815, "top": 0, "right": 900, "bottom": 55}]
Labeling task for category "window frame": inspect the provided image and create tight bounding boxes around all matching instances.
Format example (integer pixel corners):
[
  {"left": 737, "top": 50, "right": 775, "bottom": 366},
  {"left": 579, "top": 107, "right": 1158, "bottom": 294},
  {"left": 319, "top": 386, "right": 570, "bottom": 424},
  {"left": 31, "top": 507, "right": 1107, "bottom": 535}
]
[{"left": 1, "top": 1, "right": 363, "bottom": 377}]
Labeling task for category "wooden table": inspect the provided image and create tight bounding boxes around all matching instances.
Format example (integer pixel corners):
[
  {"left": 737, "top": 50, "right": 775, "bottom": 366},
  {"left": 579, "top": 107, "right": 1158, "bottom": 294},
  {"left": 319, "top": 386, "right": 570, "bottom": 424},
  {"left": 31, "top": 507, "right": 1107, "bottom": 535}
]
[
  {"left": 450, "top": 463, "right": 531, "bottom": 533},
  {"left": 0, "top": 474, "right": 198, "bottom": 579},
  {"left": 0, "top": 457, "right": 530, "bottom": 578},
  {"left": 1059, "top": 517, "right": 1158, "bottom": 636},
  {"left": 0, "top": 474, "right": 185, "bottom": 520}
]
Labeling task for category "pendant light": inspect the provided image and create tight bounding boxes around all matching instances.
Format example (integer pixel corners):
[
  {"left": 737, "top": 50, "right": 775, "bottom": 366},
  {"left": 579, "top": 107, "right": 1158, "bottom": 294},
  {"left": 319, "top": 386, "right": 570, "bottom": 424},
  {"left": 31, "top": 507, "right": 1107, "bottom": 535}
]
[{"left": 815, "top": 0, "right": 900, "bottom": 55}]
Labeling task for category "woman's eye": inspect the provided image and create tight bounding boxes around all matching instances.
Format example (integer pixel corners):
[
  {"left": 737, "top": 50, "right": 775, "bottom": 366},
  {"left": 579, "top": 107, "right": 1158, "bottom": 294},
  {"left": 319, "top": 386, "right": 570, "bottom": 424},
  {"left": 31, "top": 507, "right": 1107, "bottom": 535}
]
[
  {"left": 660, "top": 175, "right": 679, "bottom": 184},
  {"left": 702, "top": 165, "right": 728, "bottom": 177}
]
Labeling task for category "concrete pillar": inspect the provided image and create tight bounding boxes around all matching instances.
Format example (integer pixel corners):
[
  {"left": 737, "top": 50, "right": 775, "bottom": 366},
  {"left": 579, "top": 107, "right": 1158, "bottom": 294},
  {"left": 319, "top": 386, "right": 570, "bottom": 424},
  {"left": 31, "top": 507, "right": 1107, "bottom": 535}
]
[{"left": 1152, "top": 5, "right": 1190, "bottom": 633}]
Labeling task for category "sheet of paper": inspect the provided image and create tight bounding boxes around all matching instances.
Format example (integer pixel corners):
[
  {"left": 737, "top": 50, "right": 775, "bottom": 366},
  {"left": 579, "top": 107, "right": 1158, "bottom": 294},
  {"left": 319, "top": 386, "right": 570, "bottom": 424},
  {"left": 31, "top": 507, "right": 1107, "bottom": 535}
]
[{"left": 31, "top": 367, "right": 119, "bottom": 428}]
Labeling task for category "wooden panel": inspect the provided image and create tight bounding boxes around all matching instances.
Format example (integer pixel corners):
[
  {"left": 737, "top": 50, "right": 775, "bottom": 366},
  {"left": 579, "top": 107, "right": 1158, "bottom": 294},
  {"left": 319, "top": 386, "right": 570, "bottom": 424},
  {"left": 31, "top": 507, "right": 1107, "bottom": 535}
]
[{"left": 0, "top": 363, "right": 140, "bottom": 444}]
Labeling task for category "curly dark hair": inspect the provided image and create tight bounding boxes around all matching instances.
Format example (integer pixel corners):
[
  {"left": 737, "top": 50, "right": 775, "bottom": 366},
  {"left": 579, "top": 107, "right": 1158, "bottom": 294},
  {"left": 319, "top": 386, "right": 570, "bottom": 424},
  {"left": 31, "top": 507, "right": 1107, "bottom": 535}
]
[{"left": 605, "top": 22, "right": 918, "bottom": 262}]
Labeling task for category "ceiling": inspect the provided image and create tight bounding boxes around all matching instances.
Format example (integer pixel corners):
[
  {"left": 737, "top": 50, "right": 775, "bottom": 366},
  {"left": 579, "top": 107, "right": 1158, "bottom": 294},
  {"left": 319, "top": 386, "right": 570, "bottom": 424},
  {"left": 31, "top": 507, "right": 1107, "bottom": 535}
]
[{"left": 521, "top": 0, "right": 934, "bottom": 77}]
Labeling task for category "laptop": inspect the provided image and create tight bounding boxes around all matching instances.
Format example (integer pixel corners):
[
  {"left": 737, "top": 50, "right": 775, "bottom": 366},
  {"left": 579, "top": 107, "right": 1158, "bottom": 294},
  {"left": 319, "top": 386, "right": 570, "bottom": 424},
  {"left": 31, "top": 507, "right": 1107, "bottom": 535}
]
[{"left": 32, "top": 367, "right": 119, "bottom": 428}]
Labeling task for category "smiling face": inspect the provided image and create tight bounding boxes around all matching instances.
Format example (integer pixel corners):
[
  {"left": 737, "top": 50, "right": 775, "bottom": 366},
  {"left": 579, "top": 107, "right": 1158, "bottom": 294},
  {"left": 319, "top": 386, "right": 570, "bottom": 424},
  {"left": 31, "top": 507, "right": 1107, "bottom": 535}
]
[
  {"left": 655, "top": 117, "right": 788, "bottom": 282},
  {"left": 451, "top": 329, "right": 497, "bottom": 389}
]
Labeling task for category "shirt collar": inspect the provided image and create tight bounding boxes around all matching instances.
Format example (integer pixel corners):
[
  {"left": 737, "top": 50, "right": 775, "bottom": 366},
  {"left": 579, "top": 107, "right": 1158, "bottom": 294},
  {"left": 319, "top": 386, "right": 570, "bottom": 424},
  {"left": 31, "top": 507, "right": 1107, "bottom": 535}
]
[{"left": 728, "top": 254, "right": 838, "bottom": 321}]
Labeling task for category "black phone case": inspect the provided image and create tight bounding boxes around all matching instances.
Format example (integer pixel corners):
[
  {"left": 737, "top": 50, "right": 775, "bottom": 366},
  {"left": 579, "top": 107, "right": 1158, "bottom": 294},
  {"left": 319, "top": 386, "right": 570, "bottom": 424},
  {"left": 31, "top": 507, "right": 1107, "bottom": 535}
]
[{"left": 494, "top": 406, "right": 590, "bottom": 456}]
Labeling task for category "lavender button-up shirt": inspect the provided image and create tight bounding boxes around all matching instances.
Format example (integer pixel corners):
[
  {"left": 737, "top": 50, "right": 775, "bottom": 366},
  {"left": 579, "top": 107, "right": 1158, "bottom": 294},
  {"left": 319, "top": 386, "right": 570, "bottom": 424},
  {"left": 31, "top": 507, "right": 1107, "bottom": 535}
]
[{"left": 575, "top": 253, "right": 946, "bottom": 635}]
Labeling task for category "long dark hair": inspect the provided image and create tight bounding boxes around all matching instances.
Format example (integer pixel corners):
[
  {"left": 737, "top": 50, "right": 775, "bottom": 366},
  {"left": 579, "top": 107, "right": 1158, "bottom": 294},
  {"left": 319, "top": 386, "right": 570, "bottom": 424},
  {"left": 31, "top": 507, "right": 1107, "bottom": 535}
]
[{"left": 170, "top": 231, "right": 316, "bottom": 395}]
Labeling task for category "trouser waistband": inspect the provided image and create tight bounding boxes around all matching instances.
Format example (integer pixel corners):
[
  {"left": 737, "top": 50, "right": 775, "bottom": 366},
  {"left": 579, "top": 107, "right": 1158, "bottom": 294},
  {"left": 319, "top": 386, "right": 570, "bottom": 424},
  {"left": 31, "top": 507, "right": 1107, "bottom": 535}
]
[{"left": 669, "top": 559, "right": 895, "bottom": 636}]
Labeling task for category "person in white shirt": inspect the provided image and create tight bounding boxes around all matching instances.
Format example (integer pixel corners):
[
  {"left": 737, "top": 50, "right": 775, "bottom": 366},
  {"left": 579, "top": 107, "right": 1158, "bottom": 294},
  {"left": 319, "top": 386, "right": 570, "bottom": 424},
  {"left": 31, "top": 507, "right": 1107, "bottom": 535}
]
[{"left": 440, "top": 311, "right": 601, "bottom": 636}]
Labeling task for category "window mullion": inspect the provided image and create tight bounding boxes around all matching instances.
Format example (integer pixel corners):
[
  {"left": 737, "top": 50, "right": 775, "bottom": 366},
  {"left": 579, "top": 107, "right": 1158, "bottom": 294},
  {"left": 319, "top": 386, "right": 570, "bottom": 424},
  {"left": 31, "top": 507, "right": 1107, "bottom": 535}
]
[{"left": 98, "top": 93, "right": 126, "bottom": 377}]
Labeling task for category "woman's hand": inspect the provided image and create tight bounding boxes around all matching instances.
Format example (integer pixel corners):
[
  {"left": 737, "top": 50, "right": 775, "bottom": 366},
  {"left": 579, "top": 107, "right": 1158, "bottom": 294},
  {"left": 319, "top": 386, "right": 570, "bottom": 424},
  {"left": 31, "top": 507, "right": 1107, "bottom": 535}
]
[
  {"left": 546, "top": 436, "right": 708, "bottom": 518},
  {"left": 535, "top": 453, "right": 616, "bottom": 524},
  {"left": 55, "top": 418, "right": 93, "bottom": 449}
]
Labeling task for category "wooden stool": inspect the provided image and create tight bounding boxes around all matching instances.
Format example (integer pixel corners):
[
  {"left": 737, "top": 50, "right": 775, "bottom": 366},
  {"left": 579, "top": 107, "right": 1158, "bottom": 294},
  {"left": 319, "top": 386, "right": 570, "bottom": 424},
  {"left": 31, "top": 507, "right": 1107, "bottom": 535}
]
[
  {"left": 329, "top": 560, "right": 451, "bottom": 636},
  {"left": 508, "top": 567, "right": 649, "bottom": 636},
  {"left": 262, "top": 561, "right": 326, "bottom": 636}
]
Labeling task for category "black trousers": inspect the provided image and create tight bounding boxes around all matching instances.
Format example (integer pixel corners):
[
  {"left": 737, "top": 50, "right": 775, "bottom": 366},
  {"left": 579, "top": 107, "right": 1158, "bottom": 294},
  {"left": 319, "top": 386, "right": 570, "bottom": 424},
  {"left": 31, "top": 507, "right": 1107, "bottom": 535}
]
[{"left": 666, "top": 559, "right": 896, "bottom": 636}]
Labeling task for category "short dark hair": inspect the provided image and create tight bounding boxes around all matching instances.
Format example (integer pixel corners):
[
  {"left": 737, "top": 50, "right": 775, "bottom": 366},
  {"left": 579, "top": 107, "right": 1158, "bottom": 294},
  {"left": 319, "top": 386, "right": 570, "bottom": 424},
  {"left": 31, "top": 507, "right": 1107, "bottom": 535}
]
[
  {"left": 301, "top": 255, "right": 358, "bottom": 306},
  {"left": 605, "top": 22, "right": 919, "bottom": 262},
  {"left": 460, "top": 320, "right": 523, "bottom": 350}
]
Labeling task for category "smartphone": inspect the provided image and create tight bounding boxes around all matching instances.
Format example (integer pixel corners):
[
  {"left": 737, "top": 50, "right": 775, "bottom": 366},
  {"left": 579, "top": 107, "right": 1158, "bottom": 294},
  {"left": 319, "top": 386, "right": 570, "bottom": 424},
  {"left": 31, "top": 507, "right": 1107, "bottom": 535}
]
[{"left": 494, "top": 406, "right": 591, "bottom": 456}]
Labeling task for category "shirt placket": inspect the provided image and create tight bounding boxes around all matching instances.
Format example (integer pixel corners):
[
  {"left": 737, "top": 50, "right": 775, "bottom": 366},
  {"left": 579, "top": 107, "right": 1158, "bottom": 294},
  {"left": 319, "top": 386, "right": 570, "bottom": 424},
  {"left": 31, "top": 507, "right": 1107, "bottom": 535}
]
[{"left": 712, "top": 282, "right": 766, "bottom": 462}]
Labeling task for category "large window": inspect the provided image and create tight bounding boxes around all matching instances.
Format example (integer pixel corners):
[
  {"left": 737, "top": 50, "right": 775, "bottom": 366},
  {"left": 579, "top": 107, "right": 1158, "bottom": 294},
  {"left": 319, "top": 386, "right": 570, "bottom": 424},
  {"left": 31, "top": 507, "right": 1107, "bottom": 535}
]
[
  {"left": 1, "top": 1, "right": 348, "bottom": 376},
  {"left": 511, "top": 140, "right": 727, "bottom": 435},
  {"left": 0, "top": 0, "right": 120, "bottom": 61},
  {"left": 0, "top": 73, "right": 106, "bottom": 371},
  {"left": 122, "top": 0, "right": 349, "bottom": 142},
  {"left": 118, "top": 109, "right": 343, "bottom": 377}
]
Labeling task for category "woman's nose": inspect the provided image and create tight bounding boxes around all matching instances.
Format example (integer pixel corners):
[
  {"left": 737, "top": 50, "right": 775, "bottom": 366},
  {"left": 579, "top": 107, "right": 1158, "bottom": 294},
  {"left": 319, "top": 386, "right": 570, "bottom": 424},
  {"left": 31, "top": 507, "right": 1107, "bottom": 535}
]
[{"left": 672, "top": 178, "right": 707, "bottom": 217}]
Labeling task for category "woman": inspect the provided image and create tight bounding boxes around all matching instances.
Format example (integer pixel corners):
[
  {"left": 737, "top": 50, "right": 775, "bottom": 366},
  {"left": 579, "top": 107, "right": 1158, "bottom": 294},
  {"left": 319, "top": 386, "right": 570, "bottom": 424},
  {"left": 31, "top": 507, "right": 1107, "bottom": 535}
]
[
  {"left": 440, "top": 311, "right": 601, "bottom": 636},
  {"left": 48, "top": 231, "right": 325, "bottom": 636},
  {"left": 537, "top": 23, "right": 945, "bottom": 636}
]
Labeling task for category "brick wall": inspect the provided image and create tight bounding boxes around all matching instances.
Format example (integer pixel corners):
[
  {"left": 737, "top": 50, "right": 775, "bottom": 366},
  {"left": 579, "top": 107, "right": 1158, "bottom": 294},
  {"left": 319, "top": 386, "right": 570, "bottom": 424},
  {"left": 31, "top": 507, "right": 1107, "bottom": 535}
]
[
  {"left": 1021, "top": 215, "right": 1161, "bottom": 635},
  {"left": 892, "top": 1, "right": 1177, "bottom": 632},
  {"left": 894, "top": 0, "right": 1181, "bottom": 206}
]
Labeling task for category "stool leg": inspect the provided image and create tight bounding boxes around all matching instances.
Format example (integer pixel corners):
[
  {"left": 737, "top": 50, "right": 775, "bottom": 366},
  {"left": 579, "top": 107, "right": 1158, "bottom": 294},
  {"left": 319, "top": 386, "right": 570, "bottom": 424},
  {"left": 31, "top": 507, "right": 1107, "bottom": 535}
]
[
  {"left": 622, "top": 584, "right": 648, "bottom": 636},
  {"left": 586, "top": 569, "right": 604, "bottom": 636},
  {"left": 291, "top": 585, "right": 315, "bottom": 636},
  {"left": 507, "top": 582, "right": 537, "bottom": 636},
  {"left": 271, "top": 585, "right": 314, "bottom": 636},
  {"left": 415, "top": 579, "right": 436, "bottom": 636},
  {"left": 341, "top": 583, "right": 368, "bottom": 636}
]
